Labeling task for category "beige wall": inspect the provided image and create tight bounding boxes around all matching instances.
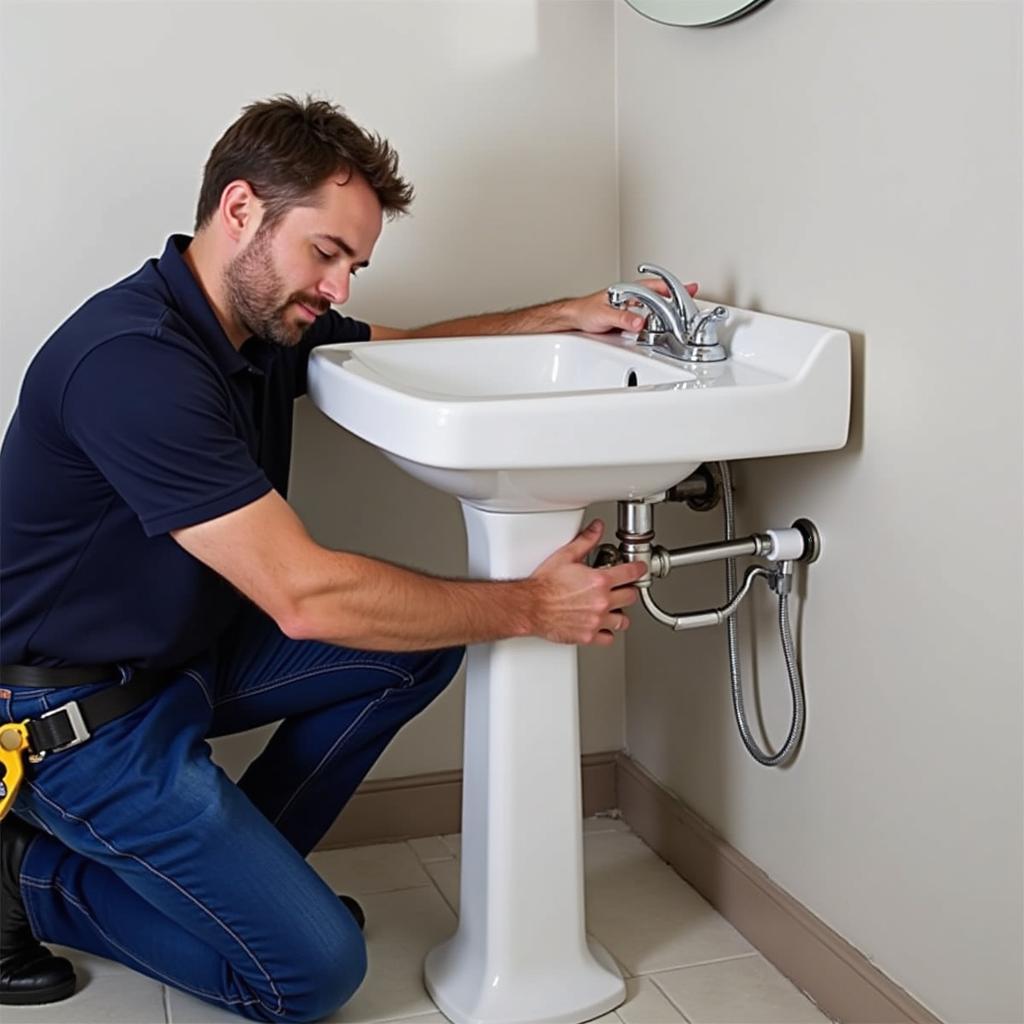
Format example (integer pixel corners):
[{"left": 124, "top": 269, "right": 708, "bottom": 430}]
[
  {"left": 616, "top": 1, "right": 1023, "bottom": 1021},
  {"left": 0, "top": 0, "right": 625, "bottom": 781}
]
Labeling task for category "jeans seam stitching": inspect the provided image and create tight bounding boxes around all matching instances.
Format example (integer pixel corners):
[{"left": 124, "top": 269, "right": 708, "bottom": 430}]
[
  {"left": 271, "top": 676, "right": 415, "bottom": 827},
  {"left": 214, "top": 662, "right": 414, "bottom": 707},
  {"left": 24, "top": 781, "right": 286, "bottom": 1017},
  {"left": 20, "top": 877, "right": 262, "bottom": 1009}
]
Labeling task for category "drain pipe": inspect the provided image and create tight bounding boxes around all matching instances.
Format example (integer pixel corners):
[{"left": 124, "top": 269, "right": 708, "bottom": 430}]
[
  {"left": 594, "top": 469, "right": 821, "bottom": 766},
  {"left": 598, "top": 497, "right": 818, "bottom": 631}
]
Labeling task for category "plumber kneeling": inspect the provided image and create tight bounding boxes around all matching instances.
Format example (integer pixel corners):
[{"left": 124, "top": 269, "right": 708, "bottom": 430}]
[{"left": 0, "top": 95, "right": 669, "bottom": 1021}]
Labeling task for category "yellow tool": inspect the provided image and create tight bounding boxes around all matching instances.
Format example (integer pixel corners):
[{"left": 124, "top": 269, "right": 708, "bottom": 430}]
[{"left": 0, "top": 722, "right": 30, "bottom": 819}]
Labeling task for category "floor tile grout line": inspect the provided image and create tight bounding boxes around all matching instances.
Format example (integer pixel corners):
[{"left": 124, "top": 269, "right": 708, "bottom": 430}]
[
  {"left": 648, "top": 972, "right": 695, "bottom": 1023},
  {"left": 333, "top": 881, "right": 437, "bottom": 897},
  {"left": 423, "top": 868, "right": 459, "bottom": 917},
  {"left": 403, "top": 840, "right": 457, "bottom": 866},
  {"left": 630, "top": 951, "right": 760, "bottom": 975},
  {"left": 404, "top": 847, "right": 456, "bottom": 866},
  {"left": 370, "top": 1009, "right": 447, "bottom": 1024}
]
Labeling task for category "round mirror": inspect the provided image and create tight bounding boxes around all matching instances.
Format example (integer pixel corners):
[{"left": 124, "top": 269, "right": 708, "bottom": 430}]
[{"left": 623, "top": 0, "right": 772, "bottom": 27}]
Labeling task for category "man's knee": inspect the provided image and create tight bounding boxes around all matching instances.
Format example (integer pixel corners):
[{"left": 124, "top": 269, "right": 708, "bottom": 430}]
[{"left": 262, "top": 909, "right": 367, "bottom": 1023}]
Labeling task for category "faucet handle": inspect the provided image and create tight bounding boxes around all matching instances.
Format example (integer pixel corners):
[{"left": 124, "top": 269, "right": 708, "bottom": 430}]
[
  {"left": 689, "top": 305, "right": 730, "bottom": 356},
  {"left": 606, "top": 285, "right": 629, "bottom": 308},
  {"left": 636, "top": 263, "right": 697, "bottom": 325}
]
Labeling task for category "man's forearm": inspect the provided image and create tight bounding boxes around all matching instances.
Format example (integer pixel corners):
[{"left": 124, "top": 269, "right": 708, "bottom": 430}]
[
  {"left": 368, "top": 278, "right": 689, "bottom": 342},
  {"left": 288, "top": 549, "right": 537, "bottom": 651},
  {"left": 371, "top": 298, "right": 576, "bottom": 341}
]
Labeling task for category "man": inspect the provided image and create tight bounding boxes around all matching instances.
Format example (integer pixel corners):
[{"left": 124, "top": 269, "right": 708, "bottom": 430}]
[{"left": 0, "top": 96, "right": 689, "bottom": 1020}]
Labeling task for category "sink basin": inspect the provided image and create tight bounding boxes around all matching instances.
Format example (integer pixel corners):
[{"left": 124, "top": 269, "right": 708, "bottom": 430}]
[
  {"left": 308, "top": 301, "right": 850, "bottom": 511},
  {"left": 307, "top": 301, "right": 850, "bottom": 1024}
]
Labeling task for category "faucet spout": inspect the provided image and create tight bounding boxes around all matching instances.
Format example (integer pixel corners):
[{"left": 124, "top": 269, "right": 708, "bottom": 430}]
[{"left": 636, "top": 262, "right": 700, "bottom": 326}]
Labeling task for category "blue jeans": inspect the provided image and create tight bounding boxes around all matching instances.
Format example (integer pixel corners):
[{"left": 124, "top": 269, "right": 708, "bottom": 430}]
[{"left": 2, "top": 604, "right": 464, "bottom": 1023}]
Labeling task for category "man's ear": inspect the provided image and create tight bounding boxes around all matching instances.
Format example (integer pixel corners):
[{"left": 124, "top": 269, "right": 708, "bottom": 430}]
[{"left": 219, "top": 180, "right": 258, "bottom": 243}]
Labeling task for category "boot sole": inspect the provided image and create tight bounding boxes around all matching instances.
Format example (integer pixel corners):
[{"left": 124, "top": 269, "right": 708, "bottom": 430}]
[{"left": 0, "top": 975, "right": 77, "bottom": 1005}]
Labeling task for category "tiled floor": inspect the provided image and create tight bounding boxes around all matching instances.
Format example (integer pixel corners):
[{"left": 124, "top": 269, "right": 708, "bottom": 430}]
[{"left": 5, "top": 815, "right": 832, "bottom": 1024}]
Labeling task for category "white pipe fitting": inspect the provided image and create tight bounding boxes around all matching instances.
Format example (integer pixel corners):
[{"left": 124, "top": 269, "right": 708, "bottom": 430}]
[{"left": 764, "top": 528, "right": 806, "bottom": 562}]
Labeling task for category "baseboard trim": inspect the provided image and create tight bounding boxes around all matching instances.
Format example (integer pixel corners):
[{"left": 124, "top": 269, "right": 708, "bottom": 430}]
[
  {"left": 615, "top": 752, "right": 942, "bottom": 1024},
  {"left": 317, "top": 751, "right": 618, "bottom": 849}
]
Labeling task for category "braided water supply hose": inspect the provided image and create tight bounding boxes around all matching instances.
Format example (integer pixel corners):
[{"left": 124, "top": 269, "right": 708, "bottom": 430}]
[{"left": 720, "top": 462, "right": 806, "bottom": 766}]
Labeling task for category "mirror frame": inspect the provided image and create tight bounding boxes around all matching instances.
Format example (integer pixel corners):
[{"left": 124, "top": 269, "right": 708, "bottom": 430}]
[{"left": 623, "top": 0, "right": 772, "bottom": 27}]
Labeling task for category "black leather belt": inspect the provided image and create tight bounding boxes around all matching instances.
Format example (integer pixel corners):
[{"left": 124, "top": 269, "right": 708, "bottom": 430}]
[
  {"left": 1, "top": 664, "right": 174, "bottom": 759},
  {"left": 2, "top": 663, "right": 121, "bottom": 688}
]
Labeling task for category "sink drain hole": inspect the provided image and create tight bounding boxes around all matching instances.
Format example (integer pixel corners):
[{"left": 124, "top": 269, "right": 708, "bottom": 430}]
[{"left": 625, "top": 369, "right": 639, "bottom": 388}]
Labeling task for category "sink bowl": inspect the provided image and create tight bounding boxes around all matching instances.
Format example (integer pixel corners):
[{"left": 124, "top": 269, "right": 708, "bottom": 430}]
[{"left": 308, "top": 301, "right": 851, "bottom": 511}]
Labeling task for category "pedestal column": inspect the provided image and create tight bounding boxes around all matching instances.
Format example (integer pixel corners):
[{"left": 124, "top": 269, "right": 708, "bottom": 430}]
[{"left": 423, "top": 503, "right": 624, "bottom": 1024}]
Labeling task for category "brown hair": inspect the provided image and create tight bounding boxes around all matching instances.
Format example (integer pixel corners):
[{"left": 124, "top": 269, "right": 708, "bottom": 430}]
[{"left": 194, "top": 95, "right": 413, "bottom": 231}]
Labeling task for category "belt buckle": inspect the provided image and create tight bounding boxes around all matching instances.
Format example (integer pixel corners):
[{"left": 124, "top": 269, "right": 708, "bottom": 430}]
[{"left": 29, "top": 701, "right": 91, "bottom": 762}]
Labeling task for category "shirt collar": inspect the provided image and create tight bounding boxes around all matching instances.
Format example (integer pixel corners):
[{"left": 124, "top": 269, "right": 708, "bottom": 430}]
[{"left": 156, "top": 234, "right": 269, "bottom": 378}]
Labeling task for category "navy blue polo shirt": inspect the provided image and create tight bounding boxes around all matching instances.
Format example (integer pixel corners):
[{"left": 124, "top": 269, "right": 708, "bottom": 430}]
[{"left": 0, "top": 235, "right": 370, "bottom": 670}]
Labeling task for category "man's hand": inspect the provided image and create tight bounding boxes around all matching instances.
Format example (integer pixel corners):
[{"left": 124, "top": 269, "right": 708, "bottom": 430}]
[
  {"left": 560, "top": 277, "right": 699, "bottom": 335},
  {"left": 528, "top": 520, "right": 646, "bottom": 647}
]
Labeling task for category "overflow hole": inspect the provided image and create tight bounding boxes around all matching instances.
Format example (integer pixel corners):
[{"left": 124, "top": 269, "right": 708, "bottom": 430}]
[{"left": 625, "top": 370, "right": 639, "bottom": 388}]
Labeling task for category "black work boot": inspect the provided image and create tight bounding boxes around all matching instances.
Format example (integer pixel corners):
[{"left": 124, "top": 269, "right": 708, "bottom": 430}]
[
  {"left": 1, "top": 814, "right": 77, "bottom": 1005},
  {"left": 338, "top": 894, "right": 365, "bottom": 932}
]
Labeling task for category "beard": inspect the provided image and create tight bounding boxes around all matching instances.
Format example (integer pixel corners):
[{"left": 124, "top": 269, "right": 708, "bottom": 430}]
[{"left": 223, "top": 224, "right": 328, "bottom": 347}]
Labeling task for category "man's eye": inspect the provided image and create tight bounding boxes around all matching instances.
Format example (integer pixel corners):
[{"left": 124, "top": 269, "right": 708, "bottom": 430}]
[{"left": 314, "top": 247, "right": 335, "bottom": 261}]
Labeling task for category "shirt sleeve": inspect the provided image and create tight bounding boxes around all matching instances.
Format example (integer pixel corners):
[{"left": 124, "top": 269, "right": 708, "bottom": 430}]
[
  {"left": 61, "top": 335, "right": 273, "bottom": 537},
  {"left": 292, "top": 310, "right": 371, "bottom": 397}
]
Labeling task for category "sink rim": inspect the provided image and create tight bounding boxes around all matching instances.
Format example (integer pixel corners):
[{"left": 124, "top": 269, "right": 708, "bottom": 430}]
[{"left": 306, "top": 304, "right": 851, "bottom": 510}]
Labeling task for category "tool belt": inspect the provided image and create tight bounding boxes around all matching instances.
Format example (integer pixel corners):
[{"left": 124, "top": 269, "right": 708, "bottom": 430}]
[{"left": 0, "top": 663, "right": 173, "bottom": 818}]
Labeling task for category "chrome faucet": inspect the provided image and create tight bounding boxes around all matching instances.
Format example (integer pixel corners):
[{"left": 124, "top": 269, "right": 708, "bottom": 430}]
[{"left": 608, "top": 262, "right": 730, "bottom": 363}]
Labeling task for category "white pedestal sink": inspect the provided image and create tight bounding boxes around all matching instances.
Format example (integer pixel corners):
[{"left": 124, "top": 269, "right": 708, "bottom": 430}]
[{"left": 308, "top": 304, "right": 850, "bottom": 1023}]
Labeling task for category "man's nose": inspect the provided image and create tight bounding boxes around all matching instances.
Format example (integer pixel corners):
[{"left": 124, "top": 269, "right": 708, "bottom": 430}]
[{"left": 318, "top": 270, "right": 349, "bottom": 306}]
